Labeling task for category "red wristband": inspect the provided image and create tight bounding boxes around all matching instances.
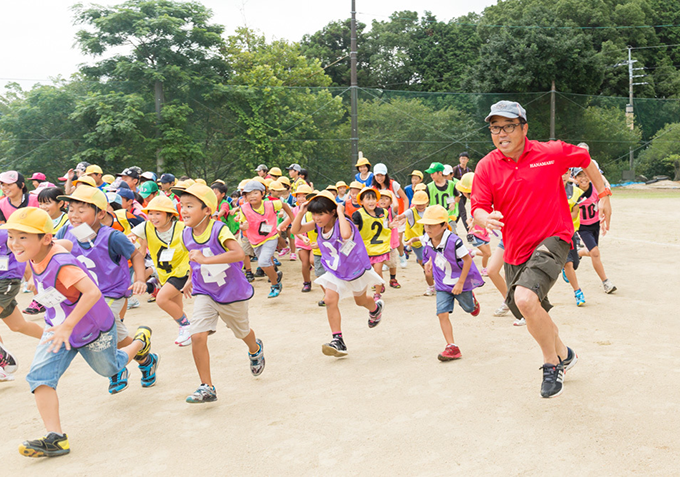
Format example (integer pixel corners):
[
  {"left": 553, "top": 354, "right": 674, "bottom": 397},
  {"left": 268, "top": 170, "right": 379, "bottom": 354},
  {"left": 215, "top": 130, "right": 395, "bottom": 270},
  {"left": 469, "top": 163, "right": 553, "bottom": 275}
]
[{"left": 597, "top": 188, "right": 612, "bottom": 199}]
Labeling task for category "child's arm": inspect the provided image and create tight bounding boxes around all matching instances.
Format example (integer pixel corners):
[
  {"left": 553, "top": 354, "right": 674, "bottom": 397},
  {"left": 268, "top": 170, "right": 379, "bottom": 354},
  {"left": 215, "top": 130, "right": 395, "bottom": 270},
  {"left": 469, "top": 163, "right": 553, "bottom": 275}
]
[
  {"left": 129, "top": 249, "right": 147, "bottom": 295},
  {"left": 452, "top": 254, "right": 472, "bottom": 295},
  {"left": 281, "top": 202, "right": 295, "bottom": 224},
  {"left": 337, "top": 203, "right": 352, "bottom": 240},
  {"left": 54, "top": 239, "right": 73, "bottom": 252},
  {"left": 23, "top": 265, "right": 35, "bottom": 292},
  {"left": 188, "top": 238, "right": 245, "bottom": 265},
  {"left": 44, "top": 273, "right": 102, "bottom": 353},
  {"left": 290, "top": 202, "right": 315, "bottom": 235}
]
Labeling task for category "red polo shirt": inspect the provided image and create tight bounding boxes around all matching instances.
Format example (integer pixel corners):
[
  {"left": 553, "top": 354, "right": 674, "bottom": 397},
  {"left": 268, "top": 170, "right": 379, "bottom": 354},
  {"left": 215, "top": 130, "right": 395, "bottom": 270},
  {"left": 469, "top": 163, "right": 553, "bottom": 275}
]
[{"left": 471, "top": 139, "right": 590, "bottom": 265}]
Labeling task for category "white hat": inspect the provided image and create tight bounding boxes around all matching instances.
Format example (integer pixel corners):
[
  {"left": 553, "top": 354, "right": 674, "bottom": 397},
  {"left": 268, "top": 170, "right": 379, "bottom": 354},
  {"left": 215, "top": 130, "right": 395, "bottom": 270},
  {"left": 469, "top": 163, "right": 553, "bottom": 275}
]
[
  {"left": 443, "top": 164, "right": 454, "bottom": 176},
  {"left": 374, "top": 163, "right": 388, "bottom": 175}
]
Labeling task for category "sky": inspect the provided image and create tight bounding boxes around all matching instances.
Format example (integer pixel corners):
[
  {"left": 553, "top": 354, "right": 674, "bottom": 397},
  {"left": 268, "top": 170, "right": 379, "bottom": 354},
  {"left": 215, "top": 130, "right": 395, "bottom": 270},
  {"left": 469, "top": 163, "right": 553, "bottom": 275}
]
[{"left": 0, "top": 0, "right": 496, "bottom": 90}]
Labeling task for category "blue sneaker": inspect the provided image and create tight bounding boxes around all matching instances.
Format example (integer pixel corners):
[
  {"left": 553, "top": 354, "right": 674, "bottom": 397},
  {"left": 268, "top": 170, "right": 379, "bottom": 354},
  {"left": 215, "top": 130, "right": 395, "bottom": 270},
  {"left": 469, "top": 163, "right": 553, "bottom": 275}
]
[
  {"left": 109, "top": 367, "right": 129, "bottom": 394},
  {"left": 249, "top": 339, "right": 265, "bottom": 376},
  {"left": 574, "top": 289, "right": 585, "bottom": 307},
  {"left": 273, "top": 257, "right": 281, "bottom": 267},
  {"left": 139, "top": 353, "right": 160, "bottom": 388},
  {"left": 562, "top": 269, "right": 569, "bottom": 283},
  {"left": 268, "top": 283, "right": 282, "bottom": 298}
]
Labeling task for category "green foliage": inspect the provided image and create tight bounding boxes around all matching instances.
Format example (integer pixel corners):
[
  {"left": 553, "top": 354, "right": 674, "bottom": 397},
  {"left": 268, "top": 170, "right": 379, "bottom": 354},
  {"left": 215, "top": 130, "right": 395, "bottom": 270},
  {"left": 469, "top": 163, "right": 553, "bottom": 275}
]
[{"left": 637, "top": 122, "right": 680, "bottom": 179}]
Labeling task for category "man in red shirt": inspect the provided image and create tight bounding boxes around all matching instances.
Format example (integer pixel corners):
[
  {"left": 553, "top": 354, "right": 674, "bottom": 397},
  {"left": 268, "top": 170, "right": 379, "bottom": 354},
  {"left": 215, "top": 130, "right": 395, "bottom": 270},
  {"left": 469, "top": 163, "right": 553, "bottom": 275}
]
[{"left": 471, "top": 101, "right": 612, "bottom": 399}]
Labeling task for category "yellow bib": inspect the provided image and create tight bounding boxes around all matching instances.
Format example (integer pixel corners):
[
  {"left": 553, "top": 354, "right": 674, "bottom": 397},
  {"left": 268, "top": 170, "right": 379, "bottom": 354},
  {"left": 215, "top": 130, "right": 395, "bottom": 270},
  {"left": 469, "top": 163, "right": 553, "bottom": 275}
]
[
  {"left": 53, "top": 213, "right": 70, "bottom": 232},
  {"left": 404, "top": 207, "right": 425, "bottom": 247},
  {"left": 357, "top": 208, "right": 391, "bottom": 256},
  {"left": 145, "top": 220, "right": 190, "bottom": 285},
  {"left": 305, "top": 211, "right": 322, "bottom": 257},
  {"left": 113, "top": 209, "right": 132, "bottom": 236}
]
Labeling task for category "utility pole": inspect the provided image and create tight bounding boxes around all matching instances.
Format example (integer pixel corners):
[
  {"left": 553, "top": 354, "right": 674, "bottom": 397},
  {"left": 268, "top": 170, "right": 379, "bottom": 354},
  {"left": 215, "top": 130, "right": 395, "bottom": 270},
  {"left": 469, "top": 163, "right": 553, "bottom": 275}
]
[
  {"left": 350, "top": 0, "right": 359, "bottom": 167},
  {"left": 155, "top": 80, "right": 164, "bottom": 174},
  {"left": 550, "top": 80, "right": 556, "bottom": 141},
  {"left": 616, "top": 46, "right": 648, "bottom": 178}
]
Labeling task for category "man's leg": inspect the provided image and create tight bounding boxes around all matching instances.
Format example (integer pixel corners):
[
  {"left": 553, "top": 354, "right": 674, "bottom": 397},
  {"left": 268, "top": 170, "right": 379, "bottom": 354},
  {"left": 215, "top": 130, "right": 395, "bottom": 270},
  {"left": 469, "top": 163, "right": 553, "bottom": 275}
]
[{"left": 514, "top": 286, "right": 567, "bottom": 365}]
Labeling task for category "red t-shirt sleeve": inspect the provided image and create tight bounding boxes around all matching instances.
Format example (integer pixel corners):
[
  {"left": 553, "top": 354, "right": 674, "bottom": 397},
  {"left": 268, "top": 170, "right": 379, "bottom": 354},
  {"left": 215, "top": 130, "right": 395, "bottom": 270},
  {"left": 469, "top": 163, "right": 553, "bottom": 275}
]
[
  {"left": 559, "top": 141, "right": 591, "bottom": 171},
  {"left": 470, "top": 158, "right": 493, "bottom": 215}
]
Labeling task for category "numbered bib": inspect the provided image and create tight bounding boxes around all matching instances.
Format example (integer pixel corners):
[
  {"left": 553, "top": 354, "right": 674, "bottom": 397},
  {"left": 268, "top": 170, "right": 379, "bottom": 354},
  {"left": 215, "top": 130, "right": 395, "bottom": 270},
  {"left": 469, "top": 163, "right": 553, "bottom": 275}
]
[
  {"left": 71, "top": 223, "right": 97, "bottom": 242},
  {"left": 200, "top": 248, "right": 229, "bottom": 286},
  {"left": 258, "top": 222, "right": 273, "bottom": 235},
  {"left": 35, "top": 286, "right": 67, "bottom": 309},
  {"left": 435, "top": 253, "right": 447, "bottom": 270},
  {"left": 159, "top": 248, "right": 175, "bottom": 262},
  {"left": 339, "top": 240, "right": 356, "bottom": 257},
  {"left": 0, "top": 256, "right": 8, "bottom": 271}
]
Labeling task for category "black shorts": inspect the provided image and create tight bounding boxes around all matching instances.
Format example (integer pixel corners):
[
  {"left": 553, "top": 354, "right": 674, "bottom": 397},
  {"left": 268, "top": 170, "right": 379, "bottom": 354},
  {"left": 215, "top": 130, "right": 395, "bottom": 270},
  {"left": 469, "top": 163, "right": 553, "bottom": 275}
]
[
  {"left": 0, "top": 278, "right": 21, "bottom": 319},
  {"left": 165, "top": 274, "right": 189, "bottom": 291},
  {"left": 578, "top": 225, "right": 600, "bottom": 251},
  {"left": 565, "top": 233, "right": 580, "bottom": 270},
  {"left": 504, "top": 237, "right": 570, "bottom": 319}
]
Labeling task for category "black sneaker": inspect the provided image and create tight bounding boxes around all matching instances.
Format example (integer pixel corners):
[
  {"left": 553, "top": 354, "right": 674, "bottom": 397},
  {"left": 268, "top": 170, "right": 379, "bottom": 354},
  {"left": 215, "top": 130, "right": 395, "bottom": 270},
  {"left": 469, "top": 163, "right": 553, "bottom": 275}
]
[
  {"left": 19, "top": 433, "right": 70, "bottom": 457},
  {"left": 0, "top": 342, "right": 18, "bottom": 374},
  {"left": 276, "top": 270, "right": 283, "bottom": 284},
  {"left": 562, "top": 347, "right": 578, "bottom": 373},
  {"left": 322, "top": 338, "right": 348, "bottom": 357},
  {"left": 368, "top": 299, "right": 384, "bottom": 328},
  {"left": 245, "top": 270, "right": 255, "bottom": 282},
  {"left": 540, "top": 362, "right": 565, "bottom": 398},
  {"left": 254, "top": 267, "right": 265, "bottom": 278},
  {"left": 318, "top": 300, "right": 326, "bottom": 307}
]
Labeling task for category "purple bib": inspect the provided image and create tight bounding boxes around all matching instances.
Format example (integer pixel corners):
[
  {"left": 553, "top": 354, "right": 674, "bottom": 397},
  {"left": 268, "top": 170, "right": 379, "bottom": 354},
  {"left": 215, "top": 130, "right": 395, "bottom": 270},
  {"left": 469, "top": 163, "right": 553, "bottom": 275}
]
[
  {"left": 422, "top": 231, "right": 484, "bottom": 293},
  {"left": 30, "top": 251, "right": 115, "bottom": 348},
  {"left": 182, "top": 220, "right": 253, "bottom": 304},
  {"left": 0, "top": 229, "right": 26, "bottom": 280},
  {"left": 316, "top": 217, "right": 371, "bottom": 281},
  {"left": 62, "top": 225, "right": 131, "bottom": 299}
]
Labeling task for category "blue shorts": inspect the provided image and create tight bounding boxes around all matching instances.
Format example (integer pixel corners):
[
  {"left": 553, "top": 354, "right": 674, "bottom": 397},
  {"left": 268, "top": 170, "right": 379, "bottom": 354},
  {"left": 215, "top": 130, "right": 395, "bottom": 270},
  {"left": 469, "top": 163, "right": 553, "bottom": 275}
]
[
  {"left": 498, "top": 239, "right": 505, "bottom": 250},
  {"left": 26, "top": 325, "right": 129, "bottom": 392},
  {"left": 435, "top": 290, "right": 476, "bottom": 315},
  {"left": 412, "top": 245, "right": 423, "bottom": 263},
  {"left": 469, "top": 235, "right": 490, "bottom": 248}
]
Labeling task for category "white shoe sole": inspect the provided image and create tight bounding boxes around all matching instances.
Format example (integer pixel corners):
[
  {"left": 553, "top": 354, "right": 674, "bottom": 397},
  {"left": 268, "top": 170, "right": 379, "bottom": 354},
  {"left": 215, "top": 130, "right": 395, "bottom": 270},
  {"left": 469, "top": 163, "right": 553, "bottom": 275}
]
[
  {"left": 175, "top": 338, "right": 192, "bottom": 347},
  {"left": 322, "top": 344, "right": 347, "bottom": 357}
]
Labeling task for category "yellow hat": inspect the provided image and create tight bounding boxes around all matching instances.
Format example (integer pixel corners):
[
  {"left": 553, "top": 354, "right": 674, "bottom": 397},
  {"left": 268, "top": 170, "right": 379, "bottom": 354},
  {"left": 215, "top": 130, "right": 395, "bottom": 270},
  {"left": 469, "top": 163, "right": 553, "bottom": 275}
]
[
  {"left": 237, "top": 179, "right": 249, "bottom": 190},
  {"left": 58, "top": 185, "right": 108, "bottom": 211},
  {"left": 295, "top": 184, "right": 314, "bottom": 196},
  {"left": 252, "top": 176, "right": 268, "bottom": 186},
  {"left": 102, "top": 174, "right": 115, "bottom": 184},
  {"left": 73, "top": 175, "right": 96, "bottom": 187},
  {"left": 264, "top": 178, "right": 274, "bottom": 188},
  {"left": 335, "top": 181, "right": 348, "bottom": 188},
  {"left": 269, "top": 180, "right": 285, "bottom": 192},
  {"left": 194, "top": 178, "right": 207, "bottom": 186},
  {"left": 410, "top": 170, "right": 423, "bottom": 179},
  {"left": 142, "top": 195, "right": 179, "bottom": 216},
  {"left": 356, "top": 157, "right": 371, "bottom": 168},
  {"left": 177, "top": 183, "right": 218, "bottom": 214},
  {"left": 269, "top": 167, "right": 282, "bottom": 177},
  {"left": 411, "top": 190, "right": 429, "bottom": 205},
  {"left": 326, "top": 184, "right": 338, "bottom": 192},
  {"left": 414, "top": 183, "right": 427, "bottom": 192},
  {"left": 278, "top": 176, "right": 291, "bottom": 187},
  {"left": 212, "top": 179, "right": 225, "bottom": 186},
  {"left": 349, "top": 181, "right": 363, "bottom": 190},
  {"left": 379, "top": 189, "right": 394, "bottom": 201},
  {"left": 0, "top": 207, "right": 53, "bottom": 235},
  {"left": 172, "top": 179, "right": 194, "bottom": 192},
  {"left": 309, "top": 190, "right": 336, "bottom": 203},
  {"left": 456, "top": 172, "right": 474, "bottom": 194},
  {"left": 358, "top": 187, "right": 379, "bottom": 204},
  {"left": 85, "top": 165, "right": 103, "bottom": 175},
  {"left": 417, "top": 205, "right": 449, "bottom": 225}
]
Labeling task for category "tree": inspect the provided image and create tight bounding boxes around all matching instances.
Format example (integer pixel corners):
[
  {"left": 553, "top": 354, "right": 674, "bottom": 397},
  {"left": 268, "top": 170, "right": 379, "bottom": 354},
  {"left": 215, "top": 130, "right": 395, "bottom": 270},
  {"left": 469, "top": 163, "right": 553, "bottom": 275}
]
[{"left": 637, "top": 122, "right": 680, "bottom": 179}]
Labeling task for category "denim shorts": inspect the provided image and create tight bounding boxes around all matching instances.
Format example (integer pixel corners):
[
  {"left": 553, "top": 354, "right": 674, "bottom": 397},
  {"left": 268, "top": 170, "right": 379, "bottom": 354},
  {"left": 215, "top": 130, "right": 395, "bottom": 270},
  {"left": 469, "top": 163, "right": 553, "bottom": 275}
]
[
  {"left": 469, "top": 235, "right": 490, "bottom": 248},
  {"left": 435, "top": 290, "right": 476, "bottom": 315},
  {"left": 26, "top": 324, "right": 129, "bottom": 392},
  {"left": 412, "top": 245, "right": 423, "bottom": 263}
]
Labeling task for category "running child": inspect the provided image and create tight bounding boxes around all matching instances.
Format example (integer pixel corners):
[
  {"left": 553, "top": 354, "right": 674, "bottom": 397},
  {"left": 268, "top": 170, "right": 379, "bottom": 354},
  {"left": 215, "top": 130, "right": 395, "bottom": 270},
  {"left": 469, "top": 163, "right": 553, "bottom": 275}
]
[
  {"left": 396, "top": 191, "right": 436, "bottom": 295},
  {"left": 211, "top": 182, "right": 239, "bottom": 235},
  {"left": 377, "top": 189, "right": 401, "bottom": 289},
  {"left": 343, "top": 181, "right": 363, "bottom": 218},
  {"left": 37, "top": 187, "right": 69, "bottom": 232},
  {"left": 131, "top": 195, "right": 193, "bottom": 346},
  {"left": 335, "top": 181, "right": 348, "bottom": 204},
  {"left": 351, "top": 188, "right": 394, "bottom": 301},
  {"left": 176, "top": 184, "right": 264, "bottom": 403},
  {"left": 419, "top": 205, "right": 483, "bottom": 361},
  {"left": 290, "top": 191, "right": 384, "bottom": 357},
  {"left": 3, "top": 207, "right": 155, "bottom": 458},
  {"left": 562, "top": 171, "right": 586, "bottom": 306},
  {"left": 279, "top": 184, "right": 315, "bottom": 292}
]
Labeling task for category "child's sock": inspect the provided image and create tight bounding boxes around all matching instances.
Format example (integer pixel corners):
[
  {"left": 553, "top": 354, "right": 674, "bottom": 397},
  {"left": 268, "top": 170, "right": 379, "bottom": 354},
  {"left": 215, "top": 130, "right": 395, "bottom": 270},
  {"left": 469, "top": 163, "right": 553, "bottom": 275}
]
[
  {"left": 332, "top": 332, "right": 343, "bottom": 341},
  {"left": 174, "top": 314, "right": 190, "bottom": 327},
  {"left": 390, "top": 274, "right": 396, "bottom": 280}
]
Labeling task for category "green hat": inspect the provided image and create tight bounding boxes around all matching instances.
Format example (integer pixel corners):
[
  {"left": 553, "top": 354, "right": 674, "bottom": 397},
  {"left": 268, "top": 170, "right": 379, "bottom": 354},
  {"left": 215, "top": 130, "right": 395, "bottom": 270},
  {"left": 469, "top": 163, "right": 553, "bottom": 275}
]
[
  {"left": 425, "top": 162, "right": 445, "bottom": 174},
  {"left": 139, "top": 181, "right": 159, "bottom": 198}
]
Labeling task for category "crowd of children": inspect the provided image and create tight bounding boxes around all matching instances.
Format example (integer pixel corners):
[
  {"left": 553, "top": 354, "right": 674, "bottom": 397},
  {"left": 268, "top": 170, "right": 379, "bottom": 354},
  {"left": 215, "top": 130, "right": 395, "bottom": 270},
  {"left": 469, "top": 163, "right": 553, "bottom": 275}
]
[{"left": 0, "top": 147, "right": 616, "bottom": 457}]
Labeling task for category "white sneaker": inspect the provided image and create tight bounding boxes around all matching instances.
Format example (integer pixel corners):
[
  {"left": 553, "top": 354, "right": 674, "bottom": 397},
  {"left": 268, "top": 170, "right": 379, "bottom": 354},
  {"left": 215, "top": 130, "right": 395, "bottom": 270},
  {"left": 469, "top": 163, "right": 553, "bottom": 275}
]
[
  {"left": 603, "top": 279, "right": 617, "bottom": 294},
  {"left": 399, "top": 254, "right": 407, "bottom": 269},
  {"left": 127, "top": 297, "right": 141, "bottom": 310},
  {"left": 0, "top": 368, "right": 15, "bottom": 382},
  {"left": 175, "top": 325, "right": 192, "bottom": 347},
  {"left": 513, "top": 318, "right": 526, "bottom": 327},
  {"left": 382, "top": 264, "right": 389, "bottom": 271},
  {"left": 494, "top": 303, "right": 510, "bottom": 316},
  {"left": 424, "top": 285, "right": 436, "bottom": 296}
]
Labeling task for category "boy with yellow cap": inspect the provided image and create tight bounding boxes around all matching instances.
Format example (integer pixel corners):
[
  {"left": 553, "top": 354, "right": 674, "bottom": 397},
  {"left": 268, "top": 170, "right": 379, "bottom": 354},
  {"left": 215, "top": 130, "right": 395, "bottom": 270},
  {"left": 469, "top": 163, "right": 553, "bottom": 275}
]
[
  {"left": 54, "top": 186, "right": 157, "bottom": 393},
  {"left": 3, "top": 207, "right": 153, "bottom": 457},
  {"left": 176, "top": 184, "right": 264, "bottom": 403},
  {"left": 396, "top": 190, "right": 436, "bottom": 295},
  {"left": 343, "top": 181, "right": 363, "bottom": 218},
  {"left": 419, "top": 205, "right": 484, "bottom": 361},
  {"left": 403, "top": 170, "right": 423, "bottom": 204},
  {"left": 132, "top": 195, "right": 192, "bottom": 347},
  {"left": 335, "top": 181, "right": 348, "bottom": 204}
]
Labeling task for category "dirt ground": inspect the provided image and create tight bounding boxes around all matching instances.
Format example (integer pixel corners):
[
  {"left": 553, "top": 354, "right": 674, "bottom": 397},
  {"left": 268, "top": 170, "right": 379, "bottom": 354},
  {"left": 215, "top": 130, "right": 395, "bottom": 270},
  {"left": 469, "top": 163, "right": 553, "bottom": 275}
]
[{"left": 1, "top": 190, "right": 679, "bottom": 475}]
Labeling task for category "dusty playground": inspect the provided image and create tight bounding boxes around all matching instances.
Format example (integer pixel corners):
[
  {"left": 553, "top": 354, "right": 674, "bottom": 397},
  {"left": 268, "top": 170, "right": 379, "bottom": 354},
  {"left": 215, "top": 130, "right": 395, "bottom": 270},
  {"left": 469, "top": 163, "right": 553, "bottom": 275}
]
[{"left": 1, "top": 190, "right": 679, "bottom": 475}]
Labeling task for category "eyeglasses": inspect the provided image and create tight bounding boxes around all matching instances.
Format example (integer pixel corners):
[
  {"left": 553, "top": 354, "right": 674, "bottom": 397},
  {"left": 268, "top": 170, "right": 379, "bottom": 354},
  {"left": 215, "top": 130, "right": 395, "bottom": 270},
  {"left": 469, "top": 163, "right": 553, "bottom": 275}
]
[{"left": 489, "top": 123, "right": 523, "bottom": 135}]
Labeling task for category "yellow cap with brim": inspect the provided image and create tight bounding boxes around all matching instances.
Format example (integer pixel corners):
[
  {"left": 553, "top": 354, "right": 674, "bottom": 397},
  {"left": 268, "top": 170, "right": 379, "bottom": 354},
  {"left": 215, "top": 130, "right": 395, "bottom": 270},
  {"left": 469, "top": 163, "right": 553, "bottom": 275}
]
[
  {"left": 309, "top": 190, "right": 336, "bottom": 203},
  {"left": 264, "top": 178, "right": 274, "bottom": 188},
  {"left": 358, "top": 187, "right": 379, "bottom": 205},
  {"left": 326, "top": 184, "right": 338, "bottom": 192},
  {"left": 456, "top": 172, "right": 474, "bottom": 194},
  {"left": 0, "top": 207, "right": 53, "bottom": 235},
  {"left": 269, "top": 167, "right": 283, "bottom": 177},
  {"left": 349, "top": 181, "right": 363, "bottom": 190},
  {"left": 58, "top": 185, "right": 108, "bottom": 211},
  {"left": 194, "top": 178, "right": 207, "bottom": 186},
  {"left": 171, "top": 179, "right": 194, "bottom": 192},
  {"left": 278, "top": 176, "right": 291, "bottom": 187},
  {"left": 410, "top": 170, "right": 424, "bottom": 179},
  {"left": 356, "top": 157, "right": 371, "bottom": 168},
  {"left": 73, "top": 176, "right": 96, "bottom": 187},
  {"left": 379, "top": 189, "right": 394, "bottom": 201},
  {"left": 102, "top": 174, "right": 115, "bottom": 184},
  {"left": 414, "top": 183, "right": 427, "bottom": 192},
  {"left": 269, "top": 180, "right": 285, "bottom": 192},
  {"left": 251, "top": 176, "right": 268, "bottom": 187},
  {"left": 237, "top": 180, "right": 249, "bottom": 191},
  {"left": 336, "top": 181, "right": 348, "bottom": 188},
  {"left": 142, "top": 195, "right": 179, "bottom": 216},
  {"left": 175, "top": 183, "right": 218, "bottom": 214},
  {"left": 212, "top": 179, "right": 225, "bottom": 186},
  {"left": 411, "top": 190, "right": 429, "bottom": 205},
  {"left": 417, "top": 205, "right": 449, "bottom": 225},
  {"left": 85, "top": 165, "right": 103, "bottom": 175},
  {"left": 295, "top": 184, "right": 314, "bottom": 196}
]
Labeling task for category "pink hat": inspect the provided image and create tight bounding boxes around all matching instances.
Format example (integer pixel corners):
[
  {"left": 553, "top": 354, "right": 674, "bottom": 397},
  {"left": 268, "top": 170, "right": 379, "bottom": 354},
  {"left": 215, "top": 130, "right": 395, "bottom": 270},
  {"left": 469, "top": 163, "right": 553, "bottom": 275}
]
[
  {"left": 0, "top": 171, "right": 20, "bottom": 184},
  {"left": 30, "top": 182, "right": 56, "bottom": 195},
  {"left": 29, "top": 172, "right": 46, "bottom": 181}
]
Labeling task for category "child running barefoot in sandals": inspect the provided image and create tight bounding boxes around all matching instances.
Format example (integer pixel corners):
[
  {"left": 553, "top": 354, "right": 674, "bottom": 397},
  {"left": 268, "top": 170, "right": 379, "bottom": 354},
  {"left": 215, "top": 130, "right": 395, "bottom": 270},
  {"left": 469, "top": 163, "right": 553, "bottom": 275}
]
[{"left": 291, "top": 191, "right": 384, "bottom": 358}]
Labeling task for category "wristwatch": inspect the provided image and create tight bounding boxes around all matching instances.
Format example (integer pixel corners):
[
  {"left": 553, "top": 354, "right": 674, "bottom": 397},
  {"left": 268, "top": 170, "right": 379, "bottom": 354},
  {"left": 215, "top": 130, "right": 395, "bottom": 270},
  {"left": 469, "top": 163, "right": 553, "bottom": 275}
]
[{"left": 597, "top": 188, "right": 612, "bottom": 199}]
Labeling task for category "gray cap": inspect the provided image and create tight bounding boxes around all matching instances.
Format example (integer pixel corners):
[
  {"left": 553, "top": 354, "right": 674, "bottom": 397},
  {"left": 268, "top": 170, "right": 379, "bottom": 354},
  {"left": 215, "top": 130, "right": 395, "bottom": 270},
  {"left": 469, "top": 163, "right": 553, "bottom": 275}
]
[
  {"left": 286, "top": 163, "right": 301, "bottom": 172},
  {"left": 485, "top": 101, "right": 527, "bottom": 123},
  {"left": 255, "top": 164, "right": 268, "bottom": 172},
  {"left": 243, "top": 180, "right": 265, "bottom": 193}
]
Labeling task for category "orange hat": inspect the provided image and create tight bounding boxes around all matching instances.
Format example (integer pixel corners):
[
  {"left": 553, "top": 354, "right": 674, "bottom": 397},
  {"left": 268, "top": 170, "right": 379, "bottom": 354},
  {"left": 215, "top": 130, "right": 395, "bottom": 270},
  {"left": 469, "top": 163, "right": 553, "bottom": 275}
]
[
  {"left": 358, "top": 187, "right": 379, "bottom": 205},
  {"left": 176, "top": 183, "right": 218, "bottom": 214},
  {"left": 0, "top": 207, "right": 53, "bottom": 235},
  {"left": 142, "top": 195, "right": 179, "bottom": 216},
  {"left": 58, "top": 185, "right": 108, "bottom": 211},
  {"left": 417, "top": 205, "right": 449, "bottom": 225}
]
